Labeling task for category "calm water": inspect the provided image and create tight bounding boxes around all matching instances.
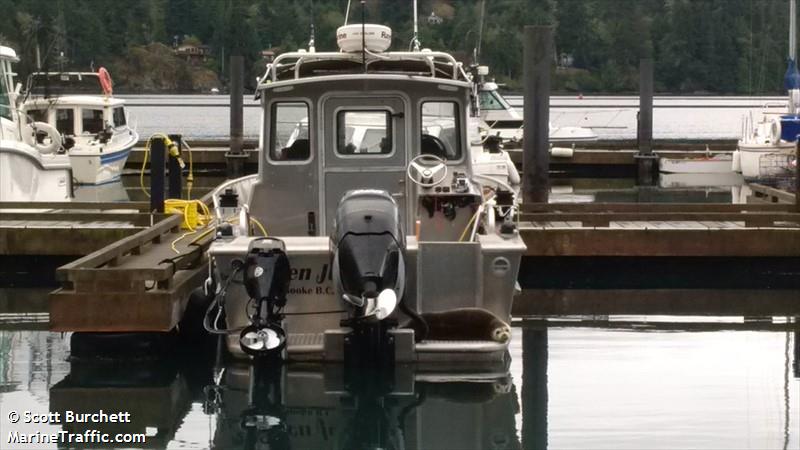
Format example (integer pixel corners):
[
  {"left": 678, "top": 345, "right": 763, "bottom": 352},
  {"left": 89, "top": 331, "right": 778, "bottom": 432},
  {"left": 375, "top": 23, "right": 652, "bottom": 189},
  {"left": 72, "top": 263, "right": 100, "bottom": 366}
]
[
  {"left": 0, "top": 290, "right": 798, "bottom": 449},
  {"left": 119, "top": 94, "right": 789, "bottom": 141}
]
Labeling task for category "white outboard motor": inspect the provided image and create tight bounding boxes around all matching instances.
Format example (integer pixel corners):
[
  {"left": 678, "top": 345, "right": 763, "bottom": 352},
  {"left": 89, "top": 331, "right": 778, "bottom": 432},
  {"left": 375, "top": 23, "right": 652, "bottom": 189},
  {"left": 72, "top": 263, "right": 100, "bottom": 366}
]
[{"left": 331, "top": 190, "right": 405, "bottom": 321}]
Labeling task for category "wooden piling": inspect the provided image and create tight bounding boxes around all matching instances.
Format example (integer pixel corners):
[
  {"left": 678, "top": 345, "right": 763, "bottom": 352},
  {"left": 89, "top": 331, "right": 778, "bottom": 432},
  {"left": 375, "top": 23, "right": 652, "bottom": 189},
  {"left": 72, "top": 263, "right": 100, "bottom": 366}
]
[
  {"left": 636, "top": 58, "right": 657, "bottom": 185},
  {"left": 523, "top": 25, "right": 552, "bottom": 203},
  {"left": 227, "top": 55, "right": 246, "bottom": 178},
  {"left": 522, "top": 326, "right": 548, "bottom": 449},
  {"left": 150, "top": 137, "right": 165, "bottom": 213}
]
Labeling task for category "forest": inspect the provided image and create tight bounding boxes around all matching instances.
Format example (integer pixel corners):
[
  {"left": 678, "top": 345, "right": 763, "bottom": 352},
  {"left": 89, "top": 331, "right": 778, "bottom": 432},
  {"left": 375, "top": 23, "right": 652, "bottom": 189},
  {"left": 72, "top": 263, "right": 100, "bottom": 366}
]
[{"left": 0, "top": 0, "right": 796, "bottom": 94}]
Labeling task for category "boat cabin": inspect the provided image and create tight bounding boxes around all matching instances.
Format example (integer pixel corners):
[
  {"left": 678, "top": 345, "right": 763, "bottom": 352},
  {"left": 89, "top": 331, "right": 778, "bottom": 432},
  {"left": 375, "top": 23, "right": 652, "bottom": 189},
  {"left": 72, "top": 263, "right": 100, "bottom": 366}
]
[
  {"left": 249, "top": 49, "right": 484, "bottom": 239},
  {"left": 22, "top": 96, "right": 128, "bottom": 142}
]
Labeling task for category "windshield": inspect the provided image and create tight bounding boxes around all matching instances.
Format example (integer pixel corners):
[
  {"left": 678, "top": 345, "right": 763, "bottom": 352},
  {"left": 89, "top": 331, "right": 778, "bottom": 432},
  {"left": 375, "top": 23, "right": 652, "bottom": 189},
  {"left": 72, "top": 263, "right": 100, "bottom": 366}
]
[
  {"left": 0, "top": 67, "right": 11, "bottom": 120},
  {"left": 421, "top": 101, "right": 461, "bottom": 159},
  {"left": 479, "top": 90, "right": 506, "bottom": 111}
]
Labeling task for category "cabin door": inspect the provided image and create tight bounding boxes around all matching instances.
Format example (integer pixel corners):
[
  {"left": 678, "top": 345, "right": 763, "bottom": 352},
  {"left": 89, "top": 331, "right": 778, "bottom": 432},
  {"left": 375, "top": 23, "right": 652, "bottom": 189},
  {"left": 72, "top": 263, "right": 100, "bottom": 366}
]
[{"left": 321, "top": 95, "right": 408, "bottom": 234}]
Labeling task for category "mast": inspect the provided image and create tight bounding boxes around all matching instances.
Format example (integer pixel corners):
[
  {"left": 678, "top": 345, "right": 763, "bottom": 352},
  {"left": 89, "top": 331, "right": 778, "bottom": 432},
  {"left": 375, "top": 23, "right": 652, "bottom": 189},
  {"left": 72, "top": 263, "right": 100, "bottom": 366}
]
[{"left": 786, "top": 0, "right": 800, "bottom": 114}]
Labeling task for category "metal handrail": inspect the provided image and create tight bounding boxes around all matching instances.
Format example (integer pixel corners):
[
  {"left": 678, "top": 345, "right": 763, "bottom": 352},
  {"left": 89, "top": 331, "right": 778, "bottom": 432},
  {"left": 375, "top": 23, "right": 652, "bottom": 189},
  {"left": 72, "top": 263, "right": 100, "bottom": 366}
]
[{"left": 265, "top": 50, "right": 465, "bottom": 83}]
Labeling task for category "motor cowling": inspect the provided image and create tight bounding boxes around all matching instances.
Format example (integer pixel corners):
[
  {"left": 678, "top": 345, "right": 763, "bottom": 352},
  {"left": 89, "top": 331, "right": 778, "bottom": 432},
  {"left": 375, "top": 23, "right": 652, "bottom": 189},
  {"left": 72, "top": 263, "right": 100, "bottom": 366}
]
[{"left": 331, "top": 190, "right": 405, "bottom": 320}]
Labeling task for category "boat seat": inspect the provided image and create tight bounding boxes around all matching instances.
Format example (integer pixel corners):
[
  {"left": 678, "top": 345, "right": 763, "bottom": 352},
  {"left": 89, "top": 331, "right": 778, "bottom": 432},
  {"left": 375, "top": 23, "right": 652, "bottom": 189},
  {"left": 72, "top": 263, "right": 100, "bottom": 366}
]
[
  {"left": 421, "top": 133, "right": 448, "bottom": 159},
  {"left": 281, "top": 138, "right": 310, "bottom": 160}
]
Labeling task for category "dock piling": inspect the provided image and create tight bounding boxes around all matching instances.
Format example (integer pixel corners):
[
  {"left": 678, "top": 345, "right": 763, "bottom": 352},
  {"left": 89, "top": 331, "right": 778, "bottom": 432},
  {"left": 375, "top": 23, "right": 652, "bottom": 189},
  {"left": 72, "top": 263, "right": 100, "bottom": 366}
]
[
  {"left": 523, "top": 25, "right": 552, "bottom": 204},
  {"left": 635, "top": 58, "right": 658, "bottom": 185},
  {"left": 168, "top": 134, "right": 183, "bottom": 199},
  {"left": 226, "top": 55, "right": 246, "bottom": 178},
  {"left": 150, "top": 137, "right": 166, "bottom": 213}
]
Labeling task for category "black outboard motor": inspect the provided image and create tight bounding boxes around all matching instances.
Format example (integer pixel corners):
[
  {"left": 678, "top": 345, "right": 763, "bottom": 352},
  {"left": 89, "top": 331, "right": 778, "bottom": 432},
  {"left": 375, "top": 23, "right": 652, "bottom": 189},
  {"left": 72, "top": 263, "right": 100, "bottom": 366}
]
[
  {"left": 239, "top": 238, "right": 292, "bottom": 358},
  {"left": 331, "top": 190, "right": 406, "bottom": 367}
]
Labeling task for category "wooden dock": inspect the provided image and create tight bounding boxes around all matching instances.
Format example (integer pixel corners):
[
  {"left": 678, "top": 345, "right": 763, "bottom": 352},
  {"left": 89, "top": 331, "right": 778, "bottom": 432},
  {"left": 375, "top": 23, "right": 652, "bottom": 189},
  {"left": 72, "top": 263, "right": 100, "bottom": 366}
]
[
  {"left": 519, "top": 202, "right": 800, "bottom": 257},
  {"left": 0, "top": 201, "right": 155, "bottom": 256},
  {"left": 49, "top": 196, "right": 214, "bottom": 332},
  {"left": 124, "top": 139, "right": 738, "bottom": 171}
]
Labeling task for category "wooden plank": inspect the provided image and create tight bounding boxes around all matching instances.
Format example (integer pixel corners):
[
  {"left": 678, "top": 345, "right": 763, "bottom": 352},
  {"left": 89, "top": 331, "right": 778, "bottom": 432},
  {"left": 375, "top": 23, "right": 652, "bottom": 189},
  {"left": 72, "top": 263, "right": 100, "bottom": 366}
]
[
  {"left": 521, "top": 227, "right": 800, "bottom": 257},
  {"left": 0, "top": 227, "right": 141, "bottom": 256},
  {"left": 0, "top": 212, "right": 159, "bottom": 226},
  {"left": 512, "top": 289, "right": 800, "bottom": 316},
  {"left": 748, "top": 183, "right": 795, "bottom": 203},
  {"left": 522, "top": 202, "right": 795, "bottom": 213},
  {"left": 57, "top": 193, "right": 213, "bottom": 276},
  {"left": 50, "top": 265, "right": 206, "bottom": 332},
  {"left": 0, "top": 201, "right": 151, "bottom": 211},
  {"left": 520, "top": 212, "right": 800, "bottom": 226}
]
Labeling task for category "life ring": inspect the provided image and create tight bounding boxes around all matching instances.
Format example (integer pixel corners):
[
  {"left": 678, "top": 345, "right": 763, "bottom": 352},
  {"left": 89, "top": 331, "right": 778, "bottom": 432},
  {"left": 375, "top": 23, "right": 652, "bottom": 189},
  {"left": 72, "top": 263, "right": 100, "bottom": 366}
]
[
  {"left": 23, "top": 121, "right": 62, "bottom": 154},
  {"left": 98, "top": 67, "right": 113, "bottom": 96}
]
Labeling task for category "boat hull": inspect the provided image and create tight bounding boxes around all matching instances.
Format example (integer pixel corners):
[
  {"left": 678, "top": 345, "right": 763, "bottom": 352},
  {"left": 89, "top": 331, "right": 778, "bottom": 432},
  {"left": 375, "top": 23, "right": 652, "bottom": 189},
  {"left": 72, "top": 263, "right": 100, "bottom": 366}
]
[
  {"left": 69, "top": 145, "right": 133, "bottom": 185},
  {"left": 0, "top": 139, "right": 72, "bottom": 201},
  {"left": 658, "top": 156, "right": 734, "bottom": 174},
  {"left": 209, "top": 234, "right": 525, "bottom": 363},
  {"left": 736, "top": 142, "right": 796, "bottom": 180}
]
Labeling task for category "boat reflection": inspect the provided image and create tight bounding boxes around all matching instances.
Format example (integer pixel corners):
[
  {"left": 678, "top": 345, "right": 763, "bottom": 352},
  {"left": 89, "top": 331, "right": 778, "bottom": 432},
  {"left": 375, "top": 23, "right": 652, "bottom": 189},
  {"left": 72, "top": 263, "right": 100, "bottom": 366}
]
[
  {"left": 210, "top": 360, "right": 521, "bottom": 450},
  {"left": 71, "top": 180, "right": 130, "bottom": 202},
  {"left": 47, "top": 354, "right": 521, "bottom": 450}
]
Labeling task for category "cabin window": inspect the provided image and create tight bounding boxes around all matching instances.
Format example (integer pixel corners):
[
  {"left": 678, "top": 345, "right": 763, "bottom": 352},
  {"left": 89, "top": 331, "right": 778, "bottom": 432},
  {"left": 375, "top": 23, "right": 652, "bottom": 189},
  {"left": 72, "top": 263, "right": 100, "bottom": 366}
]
[
  {"left": 0, "top": 73, "right": 10, "bottom": 120},
  {"left": 55, "top": 108, "right": 74, "bottom": 135},
  {"left": 336, "top": 110, "right": 393, "bottom": 155},
  {"left": 270, "top": 102, "right": 310, "bottom": 162},
  {"left": 82, "top": 108, "right": 105, "bottom": 134},
  {"left": 113, "top": 107, "right": 126, "bottom": 127},
  {"left": 26, "top": 108, "right": 48, "bottom": 123},
  {"left": 479, "top": 91, "right": 505, "bottom": 110},
  {"left": 420, "top": 101, "right": 461, "bottom": 159}
]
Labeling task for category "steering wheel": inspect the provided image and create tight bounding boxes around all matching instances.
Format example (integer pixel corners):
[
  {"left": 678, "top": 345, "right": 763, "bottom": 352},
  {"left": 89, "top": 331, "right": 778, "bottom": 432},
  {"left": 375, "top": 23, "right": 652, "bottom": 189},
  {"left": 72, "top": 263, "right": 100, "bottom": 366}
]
[{"left": 407, "top": 154, "right": 448, "bottom": 188}]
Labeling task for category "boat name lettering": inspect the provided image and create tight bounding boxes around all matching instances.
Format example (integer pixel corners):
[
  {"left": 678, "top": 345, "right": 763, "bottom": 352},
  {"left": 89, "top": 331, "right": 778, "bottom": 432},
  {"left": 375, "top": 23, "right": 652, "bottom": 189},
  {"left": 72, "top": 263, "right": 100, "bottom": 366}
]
[{"left": 290, "top": 263, "right": 333, "bottom": 284}]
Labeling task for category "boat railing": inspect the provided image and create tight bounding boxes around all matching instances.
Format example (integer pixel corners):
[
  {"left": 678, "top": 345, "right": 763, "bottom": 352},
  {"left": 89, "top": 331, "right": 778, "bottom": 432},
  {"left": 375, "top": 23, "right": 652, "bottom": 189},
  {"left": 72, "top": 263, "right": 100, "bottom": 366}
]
[
  {"left": 263, "top": 50, "right": 465, "bottom": 84},
  {"left": 211, "top": 174, "right": 259, "bottom": 220}
]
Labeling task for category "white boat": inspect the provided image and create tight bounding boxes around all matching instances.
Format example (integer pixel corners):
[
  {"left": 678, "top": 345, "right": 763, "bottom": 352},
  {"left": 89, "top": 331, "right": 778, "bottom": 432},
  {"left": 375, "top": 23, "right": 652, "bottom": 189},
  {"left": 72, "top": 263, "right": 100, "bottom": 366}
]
[
  {"left": 0, "top": 46, "right": 72, "bottom": 201},
  {"left": 22, "top": 72, "right": 138, "bottom": 185},
  {"left": 202, "top": 22, "right": 526, "bottom": 371},
  {"left": 659, "top": 153, "right": 734, "bottom": 174},
  {"left": 659, "top": 172, "right": 745, "bottom": 188},
  {"left": 478, "top": 81, "right": 598, "bottom": 144},
  {"left": 734, "top": 0, "right": 800, "bottom": 181}
]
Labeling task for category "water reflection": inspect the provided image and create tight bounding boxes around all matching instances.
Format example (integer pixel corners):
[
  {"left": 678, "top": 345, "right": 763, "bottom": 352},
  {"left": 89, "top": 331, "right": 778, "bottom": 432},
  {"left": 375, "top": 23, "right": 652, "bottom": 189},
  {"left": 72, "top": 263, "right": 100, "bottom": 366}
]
[
  {"left": 210, "top": 361, "right": 519, "bottom": 449},
  {"left": 0, "top": 318, "right": 797, "bottom": 449}
]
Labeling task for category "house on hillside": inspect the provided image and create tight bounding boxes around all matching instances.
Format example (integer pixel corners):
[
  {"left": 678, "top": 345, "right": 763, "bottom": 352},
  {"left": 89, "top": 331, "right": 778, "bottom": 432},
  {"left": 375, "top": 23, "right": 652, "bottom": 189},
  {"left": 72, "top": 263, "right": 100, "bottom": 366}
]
[{"left": 174, "top": 44, "right": 211, "bottom": 65}]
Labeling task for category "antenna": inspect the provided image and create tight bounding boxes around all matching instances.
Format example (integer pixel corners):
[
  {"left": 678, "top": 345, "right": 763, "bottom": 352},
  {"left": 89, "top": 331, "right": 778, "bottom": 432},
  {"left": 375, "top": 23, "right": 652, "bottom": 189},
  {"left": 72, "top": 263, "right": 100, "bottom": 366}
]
[
  {"left": 344, "top": 0, "right": 352, "bottom": 25},
  {"left": 477, "top": 0, "right": 486, "bottom": 60},
  {"left": 792, "top": 0, "right": 797, "bottom": 62},
  {"left": 411, "top": 0, "right": 421, "bottom": 51},
  {"left": 361, "top": 0, "right": 366, "bottom": 73},
  {"left": 308, "top": 0, "right": 316, "bottom": 52}
]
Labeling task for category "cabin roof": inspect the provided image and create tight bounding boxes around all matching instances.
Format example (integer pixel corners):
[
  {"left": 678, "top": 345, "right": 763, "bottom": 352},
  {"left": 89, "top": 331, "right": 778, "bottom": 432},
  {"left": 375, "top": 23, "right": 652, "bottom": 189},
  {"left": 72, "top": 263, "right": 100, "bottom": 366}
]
[
  {"left": 28, "top": 72, "right": 107, "bottom": 97},
  {"left": 23, "top": 95, "right": 125, "bottom": 108}
]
